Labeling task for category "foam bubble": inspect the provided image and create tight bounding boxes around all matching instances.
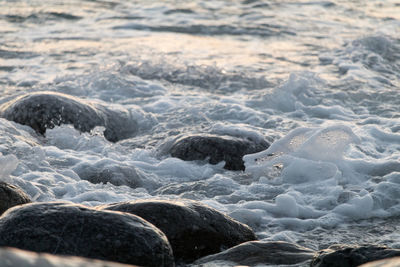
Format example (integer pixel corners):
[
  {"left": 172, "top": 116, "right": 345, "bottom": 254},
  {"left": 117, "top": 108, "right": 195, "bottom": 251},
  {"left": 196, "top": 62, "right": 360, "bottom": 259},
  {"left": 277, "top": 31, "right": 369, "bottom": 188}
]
[
  {"left": 249, "top": 72, "right": 323, "bottom": 113},
  {"left": 281, "top": 158, "right": 339, "bottom": 184},
  {"left": 333, "top": 191, "right": 374, "bottom": 219},
  {"left": 244, "top": 125, "right": 359, "bottom": 179}
]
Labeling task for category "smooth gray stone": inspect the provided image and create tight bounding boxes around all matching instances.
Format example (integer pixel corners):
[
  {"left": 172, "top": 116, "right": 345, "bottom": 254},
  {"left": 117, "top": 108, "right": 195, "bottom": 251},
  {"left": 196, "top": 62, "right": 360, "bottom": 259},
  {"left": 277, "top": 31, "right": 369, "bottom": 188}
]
[
  {"left": 0, "top": 202, "right": 174, "bottom": 267},
  {"left": 0, "top": 92, "right": 137, "bottom": 142},
  {"left": 0, "top": 247, "right": 139, "bottom": 267},
  {"left": 0, "top": 182, "right": 30, "bottom": 215},
  {"left": 168, "top": 134, "right": 269, "bottom": 170},
  {"left": 194, "top": 241, "right": 315, "bottom": 266},
  {"left": 154, "top": 180, "right": 235, "bottom": 198},
  {"left": 311, "top": 244, "right": 400, "bottom": 267},
  {"left": 72, "top": 160, "right": 144, "bottom": 188},
  {"left": 99, "top": 199, "right": 257, "bottom": 263},
  {"left": 359, "top": 257, "right": 400, "bottom": 267}
]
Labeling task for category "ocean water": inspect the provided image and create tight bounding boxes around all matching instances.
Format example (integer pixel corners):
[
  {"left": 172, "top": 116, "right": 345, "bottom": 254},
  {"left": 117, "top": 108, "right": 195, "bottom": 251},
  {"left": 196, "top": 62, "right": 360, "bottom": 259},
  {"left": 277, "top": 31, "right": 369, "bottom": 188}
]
[{"left": 0, "top": 0, "right": 399, "bottom": 261}]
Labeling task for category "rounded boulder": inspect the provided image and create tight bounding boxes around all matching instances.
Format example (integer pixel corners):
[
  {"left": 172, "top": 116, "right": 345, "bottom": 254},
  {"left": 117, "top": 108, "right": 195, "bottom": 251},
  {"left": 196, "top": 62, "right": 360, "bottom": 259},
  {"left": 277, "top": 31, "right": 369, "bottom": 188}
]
[
  {"left": 0, "top": 182, "right": 31, "bottom": 215},
  {"left": 0, "top": 92, "right": 137, "bottom": 142},
  {"left": 0, "top": 202, "right": 174, "bottom": 267},
  {"left": 167, "top": 134, "right": 269, "bottom": 170},
  {"left": 194, "top": 241, "right": 315, "bottom": 266},
  {"left": 99, "top": 198, "right": 257, "bottom": 263}
]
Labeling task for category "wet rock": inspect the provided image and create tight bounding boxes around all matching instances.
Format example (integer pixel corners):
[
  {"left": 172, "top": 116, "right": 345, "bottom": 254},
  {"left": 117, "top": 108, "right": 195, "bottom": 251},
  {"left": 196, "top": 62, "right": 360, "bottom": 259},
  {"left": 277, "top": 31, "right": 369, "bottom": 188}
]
[
  {"left": 0, "top": 182, "right": 31, "bottom": 215},
  {"left": 360, "top": 257, "right": 400, "bottom": 267},
  {"left": 154, "top": 178, "right": 237, "bottom": 198},
  {"left": 99, "top": 198, "right": 257, "bottom": 263},
  {"left": 0, "top": 92, "right": 137, "bottom": 142},
  {"left": 168, "top": 135, "right": 269, "bottom": 170},
  {"left": 72, "top": 159, "right": 145, "bottom": 188},
  {"left": 194, "top": 241, "right": 315, "bottom": 266},
  {"left": 0, "top": 202, "right": 174, "bottom": 267},
  {"left": 0, "top": 247, "right": 139, "bottom": 267},
  {"left": 311, "top": 244, "right": 400, "bottom": 267}
]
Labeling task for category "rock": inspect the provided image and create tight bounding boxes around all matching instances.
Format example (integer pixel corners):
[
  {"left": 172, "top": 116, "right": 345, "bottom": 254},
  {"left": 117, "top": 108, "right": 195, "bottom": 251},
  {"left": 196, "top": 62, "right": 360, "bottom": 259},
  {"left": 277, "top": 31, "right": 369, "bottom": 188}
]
[
  {"left": 168, "top": 135, "right": 269, "bottom": 170},
  {"left": 99, "top": 199, "right": 257, "bottom": 263},
  {"left": 0, "top": 202, "right": 174, "bottom": 267},
  {"left": 0, "top": 247, "right": 139, "bottom": 267},
  {"left": 359, "top": 257, "right": 400, "bottom": 267},
  {"left": 193, "top": 241, "right": 315, "bottom": 266},
  {"left": 311, "top": 244, "right": 400, "bottom": 267},
  {"left": 0, "top": 92, "right": 137, "bottom": 142},
  {"left": 154, "top": 179, "right": 237, "bottom": 198},
  {"left": 72, "top": 159, "right": 146, "bottom": 188},
  {"left": 0, "top": 182, "right": 31, "bottom": 215}
]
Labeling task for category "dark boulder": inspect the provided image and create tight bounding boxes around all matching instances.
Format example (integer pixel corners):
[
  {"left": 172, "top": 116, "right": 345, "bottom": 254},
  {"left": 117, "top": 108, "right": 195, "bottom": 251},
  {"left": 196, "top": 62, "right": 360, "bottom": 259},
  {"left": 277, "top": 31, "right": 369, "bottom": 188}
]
[
  {"left": 311, "top": 244, "right": 400, "bottom": 267},
  {"left": 0, "top": 92, "right": 137, "bottom": 142},
  {"left": 194, "top": 241, "right": 315, "bottom": 266},
  {"left": 99, "top": 199, "right": 257, "bottom": 263},
  {"left": 0, "top": 182, "right": 30, "bottom": 215},
  {"left": 0, "top": 202, "right": 174, "bottom": 267},
  {"left": 0, "top": 247, "right": 139, "bottom": 267},
  {"left": 168, "top": 135, "right": 269, "bottom": 170}
]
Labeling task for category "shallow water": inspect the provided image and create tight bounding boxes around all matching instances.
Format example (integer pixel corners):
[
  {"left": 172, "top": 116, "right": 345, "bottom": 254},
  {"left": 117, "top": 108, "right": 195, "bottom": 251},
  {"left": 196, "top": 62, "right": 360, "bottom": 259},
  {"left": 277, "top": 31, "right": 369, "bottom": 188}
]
[{"left": 0, "top": 0, "right": 399, "bottom": 261}]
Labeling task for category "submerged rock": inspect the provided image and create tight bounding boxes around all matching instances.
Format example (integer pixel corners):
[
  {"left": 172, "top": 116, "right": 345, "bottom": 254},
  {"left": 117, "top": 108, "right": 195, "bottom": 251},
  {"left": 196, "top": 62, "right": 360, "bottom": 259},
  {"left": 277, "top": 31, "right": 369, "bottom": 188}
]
[
  {"left": 0, "top": 92, "right": 137, "bottom": 142},
  {"left": 154, "top": 179, "right": 236, "bottom": 198},
  {"left": 72, "top": 159, "right": 145, "bottom": 188},
  {"left": 168, "top": 135, "right": 269, "bottom": 170},
  {"left": 0, "top": 202, "right": 174, "bottom": 267},
  {"left": 194, "top": 241, "right": 315, "bottom": 266},
  {"left": 99, "top": 198, "right": 257, "bottom": 263},
  {"left": 0, "top": 182, "right": 31, "bottom": 215},
  {"left": 0, "top": 247, "right": 139, "bottom": 267},
  {"left": 311, "top": 244, "right": 400, "bottom": 267}
]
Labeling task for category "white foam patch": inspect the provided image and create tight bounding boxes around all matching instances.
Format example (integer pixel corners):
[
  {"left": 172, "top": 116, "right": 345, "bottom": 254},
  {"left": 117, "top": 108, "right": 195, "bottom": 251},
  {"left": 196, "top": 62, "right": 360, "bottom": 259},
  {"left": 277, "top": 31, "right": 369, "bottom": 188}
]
[
  {"left": 250, "top": 72, "right": 335, "bottom": 116},
  {"left": 297, "top": 102, "right": 355, "bottom": 120},
  {"left": 295, "top": 125, "right": 360, "bottom": 161},
  {"left": 236, "top": 124, "right": 400, "bottom": 229},
  {"left": 369, "top": 126, "right": 400, "bottom": 143},
  {"left": 52, "top": 66, "right": 167, "bottom": 102},
  {"left": 5, "top": 123, "right": 224, "bottom": 204},
  {"left": 281, "top": 158, "right": 339, "bottom": 184},
  {"left": 142, "top": 98, "right": 176, "bottom": 113},
  {"left": 131, "top": 156, "right": 220, "bottom": 183},
  {"left": 0, "top": 154, "right": 19, "bottom": 183},
  {"left": 210, "top": 122, "right": 269, "bottom": 143},
  {"left": 244, "top": 125, "right": 360, "bottom": 178},
  {"left": 333, "top": 190, "right": 374, "bottom": 220},
  {"left": 45, "top": 125, "right": 110, "bottom": 152}
]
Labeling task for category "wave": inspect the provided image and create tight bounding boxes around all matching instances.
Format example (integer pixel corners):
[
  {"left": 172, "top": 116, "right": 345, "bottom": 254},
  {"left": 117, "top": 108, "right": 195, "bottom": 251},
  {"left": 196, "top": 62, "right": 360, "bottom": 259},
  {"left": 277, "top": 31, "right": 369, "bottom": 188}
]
[
  {"left": 2, "top": 12, "right": 81, "bottom": 24},
  {"left": 113, "top": 23, "right": 295, "bottom": 37},
  {"left": 124, "top": 61, "right": 272, "bottom": 92}
]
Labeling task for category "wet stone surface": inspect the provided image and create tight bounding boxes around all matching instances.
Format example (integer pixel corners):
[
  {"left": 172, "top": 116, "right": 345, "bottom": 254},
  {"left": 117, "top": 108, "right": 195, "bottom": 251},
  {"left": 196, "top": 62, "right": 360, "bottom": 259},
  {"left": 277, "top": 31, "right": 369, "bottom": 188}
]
[
  {"left": 0, "top": 202, "right": 174, "bottom": 267},
  {"left": 100, "top": 198, "right": 257, "bottom": 263},
  {"left": 0, "top": 182, "right": 31, "bottom": 215}
]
